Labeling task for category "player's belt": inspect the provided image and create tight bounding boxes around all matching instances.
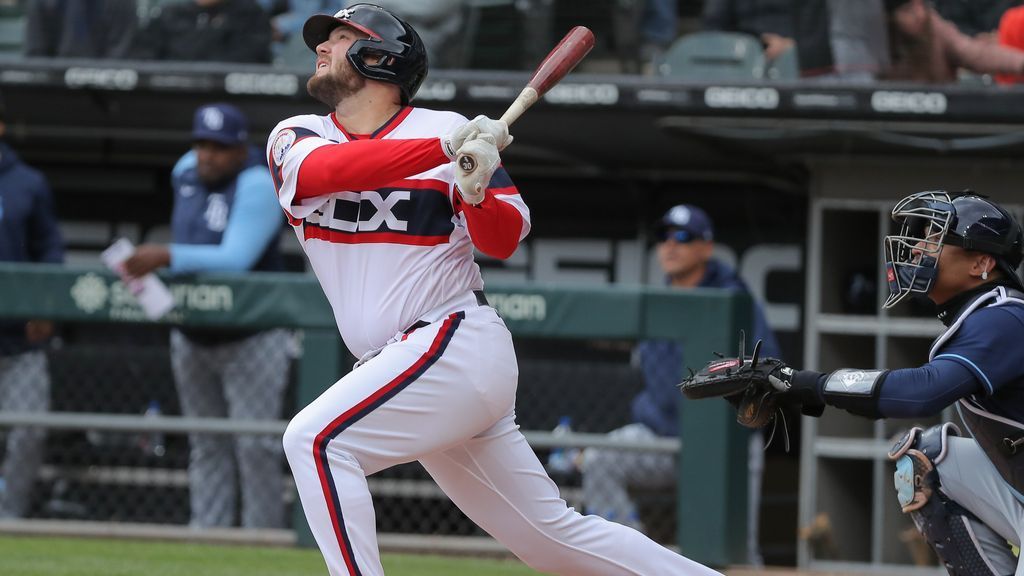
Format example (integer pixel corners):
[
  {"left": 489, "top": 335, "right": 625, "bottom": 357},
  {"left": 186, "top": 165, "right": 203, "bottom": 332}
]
[{"left": 403, "top": 290, "right": 488, "bottom": 334}]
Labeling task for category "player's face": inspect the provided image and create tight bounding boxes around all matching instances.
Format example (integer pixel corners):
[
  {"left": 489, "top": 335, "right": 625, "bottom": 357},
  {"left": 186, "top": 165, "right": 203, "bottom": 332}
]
[
  {"left": 194, "top": 140, "right": 247, "bottom": 187},
  {"left": 922, "top": 243, "right": 979, "bottom": 305},
  {"left": 307, "top": 25, "right": 367, "bottom": 108},
  {"left": 657, "top": 229, "right": 712, "bottom": 279}
]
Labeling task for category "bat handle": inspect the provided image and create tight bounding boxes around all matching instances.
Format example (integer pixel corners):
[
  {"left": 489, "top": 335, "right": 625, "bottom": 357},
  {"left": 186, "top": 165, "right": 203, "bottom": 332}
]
[{"left": 500, "top": 87, "right": 540, "bottom": 127}]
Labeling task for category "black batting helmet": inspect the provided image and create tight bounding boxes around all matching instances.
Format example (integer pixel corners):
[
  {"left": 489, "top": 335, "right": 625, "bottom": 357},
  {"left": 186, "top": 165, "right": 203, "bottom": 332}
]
[{"left": 303, "top": 4, "right": 428, "bottom": 104}]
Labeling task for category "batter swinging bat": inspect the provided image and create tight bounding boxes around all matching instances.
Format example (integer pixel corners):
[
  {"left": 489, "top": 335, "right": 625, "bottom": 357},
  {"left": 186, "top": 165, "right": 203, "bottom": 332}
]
[{"left": 457, "top": 26, "right": 595, "bottom": 173}]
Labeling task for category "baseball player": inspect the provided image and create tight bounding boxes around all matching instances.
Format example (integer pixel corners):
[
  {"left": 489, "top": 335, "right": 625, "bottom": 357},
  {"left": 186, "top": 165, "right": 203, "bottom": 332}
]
[
  {"left": 269, "top": 5, "right": 721, "bottom": 575},
  {"left": 684, "top": 191, "right": 1024, "bottom": 576},
  {"left": 124, "top": 103, "right": 290, "bottom": 529}
]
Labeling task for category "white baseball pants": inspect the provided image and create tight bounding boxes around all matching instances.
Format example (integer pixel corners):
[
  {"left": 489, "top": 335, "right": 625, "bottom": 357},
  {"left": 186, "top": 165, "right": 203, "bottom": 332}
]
[{"left": 283, "top": 304, "right": 721, "bottom": 576}]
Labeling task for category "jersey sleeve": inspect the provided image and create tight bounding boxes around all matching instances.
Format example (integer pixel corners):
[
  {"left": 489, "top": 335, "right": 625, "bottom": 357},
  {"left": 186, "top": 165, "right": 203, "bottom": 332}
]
[
  {"left": 266, "top": 119, "right": 335, "bottom": 222},
  {"left": 933, "top": 305, "right": 1024, "bottom": 396},
  {"left": 457, "top": 165, "right": 532, "bottom": 259}
]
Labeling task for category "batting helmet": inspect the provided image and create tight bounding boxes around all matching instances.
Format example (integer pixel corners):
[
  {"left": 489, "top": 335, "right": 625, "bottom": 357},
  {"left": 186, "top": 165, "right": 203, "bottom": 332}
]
[
  {"left": 884, "top": 191, "right": 1024, "bottom": 308},
  {"left": 303, "top": 4, "right": 428, "bottom": 105}
]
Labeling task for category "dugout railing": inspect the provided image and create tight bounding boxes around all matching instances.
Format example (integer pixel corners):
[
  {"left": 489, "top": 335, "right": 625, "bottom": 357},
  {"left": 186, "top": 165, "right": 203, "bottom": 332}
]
[{"left": 0, "top": 262, "right": 753, "bottom": 567}]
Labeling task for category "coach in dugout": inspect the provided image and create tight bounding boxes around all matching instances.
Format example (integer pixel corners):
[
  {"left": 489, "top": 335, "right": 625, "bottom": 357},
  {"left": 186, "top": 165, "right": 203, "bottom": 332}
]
[
  {"left": 123, "top": 103, "right": 289, "bottom": 529},
  {"left": 581, "top": 204, "right": 779, "bottom": 565},
  {"left": 0, "top": 91, "right": 64, "bottom": 518}
]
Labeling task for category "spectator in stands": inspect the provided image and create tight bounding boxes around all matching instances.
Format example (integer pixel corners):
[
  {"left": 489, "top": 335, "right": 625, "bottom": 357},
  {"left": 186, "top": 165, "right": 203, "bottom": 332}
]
[
  {"left": 580, "top": 204, "right": 779, "bottom": 566},
  {"left": 997, "top": 5, "right": 1024, "bottom": 83},
  {"left": 348, "top": 0, "right": 468, "bottom": 69},
  {"left": 702, "top": 0, "right": 797, "bottom": 63},
  {"left": 24, "top": 0, "right": 139, "bottom": 59},
  {"left": 821, "top": 0, "right": 892, "bottom": 81},
  {"left": 932, "top": 0, "right": 1020, "bottom": 39},
  {"left": 135, "top": 0, "right": 273, "bottom": 63},
  {"left": 122, "top": 103, "right": 289, "bottom": 529},
  {"left": 885, "top": 0, "right": 1024, "bottom": 82},
  {"left": 0, "top": 91, "right": 64, "bottom": 518}
]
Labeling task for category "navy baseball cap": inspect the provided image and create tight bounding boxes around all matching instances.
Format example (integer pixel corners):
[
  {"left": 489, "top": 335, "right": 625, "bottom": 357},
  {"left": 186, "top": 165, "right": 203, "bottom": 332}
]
[
  {"left": 656, "top": 204, "right": 714, "bottom": 241},
  {"left": 192, "top": 103, "right": 248, "bottom": 146}
]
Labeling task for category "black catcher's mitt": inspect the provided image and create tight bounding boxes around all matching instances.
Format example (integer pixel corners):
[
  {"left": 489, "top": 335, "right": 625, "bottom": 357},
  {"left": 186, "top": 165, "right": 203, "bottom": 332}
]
[{"left": 679, "top": 333, "right": 789, "bottom": 429}]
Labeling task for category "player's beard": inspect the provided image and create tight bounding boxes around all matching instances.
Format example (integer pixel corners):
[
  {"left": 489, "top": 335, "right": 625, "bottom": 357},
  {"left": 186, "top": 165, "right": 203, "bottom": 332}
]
[{"left": 307, "top": 62, "right": 366, "bottom": 108}]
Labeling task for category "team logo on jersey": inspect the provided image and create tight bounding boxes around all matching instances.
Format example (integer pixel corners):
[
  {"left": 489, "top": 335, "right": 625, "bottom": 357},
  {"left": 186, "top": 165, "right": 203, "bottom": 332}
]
[
  {"left": 271, "top": 129, "right": 297, "bottom": 166},
  {"left": 204, "top": 193, "right": 229, "bottom": 232},
  {"left": 302, "top": 182, "right": 456, "bottom": 246}
]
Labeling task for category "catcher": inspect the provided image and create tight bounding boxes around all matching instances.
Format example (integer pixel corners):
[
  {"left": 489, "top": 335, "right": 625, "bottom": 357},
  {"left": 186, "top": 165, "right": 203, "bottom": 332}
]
[{"left": 682, "top": 191, "right": 1024, "bottom": 576}]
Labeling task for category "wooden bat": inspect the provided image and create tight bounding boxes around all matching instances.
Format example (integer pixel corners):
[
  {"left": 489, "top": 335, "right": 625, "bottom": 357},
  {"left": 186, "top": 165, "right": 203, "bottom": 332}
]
[{"left": 457, "top": 26, "right": 595, "bottom": 173}]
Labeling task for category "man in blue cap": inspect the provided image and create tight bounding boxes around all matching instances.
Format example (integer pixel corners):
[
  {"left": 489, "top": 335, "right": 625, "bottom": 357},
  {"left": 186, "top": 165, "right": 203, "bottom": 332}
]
[
  {"left": 124, "top": 103, "right": 289, "bottom": 529},
  {"left": 580, "top": 204, "right": 779, "bottom": 564}
]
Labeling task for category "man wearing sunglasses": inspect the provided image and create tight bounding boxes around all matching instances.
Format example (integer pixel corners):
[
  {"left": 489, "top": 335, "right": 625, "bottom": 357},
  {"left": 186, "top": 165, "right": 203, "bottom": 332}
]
[{"left": 581, "top": 203, "right": 780, "bottom": 565}]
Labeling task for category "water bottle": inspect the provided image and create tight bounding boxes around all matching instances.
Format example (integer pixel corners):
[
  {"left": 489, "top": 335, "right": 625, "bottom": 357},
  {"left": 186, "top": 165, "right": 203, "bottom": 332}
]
[
  {"left": 546, "top": 416, "right": 579, "bottom": 475},
  {"left": 141, "top": 400, "right": 166, "bottom": 458}
]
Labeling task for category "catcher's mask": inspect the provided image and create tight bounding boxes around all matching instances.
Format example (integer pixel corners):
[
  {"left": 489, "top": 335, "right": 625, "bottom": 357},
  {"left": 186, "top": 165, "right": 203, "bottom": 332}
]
[
  {"left": 302, "top": 4, "right": 428, "bottom": 105},
  {"left": 884, "top": 191, "right": 1024, "bottom": 308}
]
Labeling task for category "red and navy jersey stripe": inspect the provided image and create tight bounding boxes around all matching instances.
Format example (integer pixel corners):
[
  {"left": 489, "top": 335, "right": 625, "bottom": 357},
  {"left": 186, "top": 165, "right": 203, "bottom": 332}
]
[{"left": 312, "top": 312, "right": 464, "bottom": 575}]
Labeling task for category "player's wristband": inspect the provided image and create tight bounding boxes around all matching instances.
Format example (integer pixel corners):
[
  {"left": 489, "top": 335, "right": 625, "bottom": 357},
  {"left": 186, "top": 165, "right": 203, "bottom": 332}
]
[
  {"left": 440, "top": 136, "right": 458, "bottom": 161},
  {"left": 821, "top": 369, "right": 889, "bottom": 419}
]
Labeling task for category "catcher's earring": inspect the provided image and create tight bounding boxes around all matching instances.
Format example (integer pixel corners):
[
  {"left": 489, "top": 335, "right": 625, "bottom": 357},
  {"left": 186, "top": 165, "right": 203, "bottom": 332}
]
[{"left": 982, "top": 269, "right": 989, "bottom": 280}]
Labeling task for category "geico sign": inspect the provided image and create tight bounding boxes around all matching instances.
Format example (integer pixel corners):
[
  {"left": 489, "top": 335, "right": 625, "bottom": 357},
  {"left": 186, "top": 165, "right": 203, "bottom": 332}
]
[
  {"left": 225, "top": 73, "right": 298, "bottom": 95},
  {"left": 704, "top": 87, "right": 779, "bottom": 109},
  {"left": 64, "top": 67, "right": 138, "bottom": 90},
  {"left": 871, "top": 91, "right": 947, "bottom": 114},
  {"left": 544, "top": 83, "right": 619, "bottom": 105}
]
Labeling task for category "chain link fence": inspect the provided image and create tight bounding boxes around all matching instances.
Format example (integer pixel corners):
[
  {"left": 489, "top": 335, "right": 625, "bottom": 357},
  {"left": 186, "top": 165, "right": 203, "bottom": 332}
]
[{"left": 1, "top": 329, "right": 679, "bottom": 539}]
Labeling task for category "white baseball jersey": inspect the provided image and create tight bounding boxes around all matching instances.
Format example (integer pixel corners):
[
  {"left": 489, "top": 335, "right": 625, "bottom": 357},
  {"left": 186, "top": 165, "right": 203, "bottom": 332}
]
[{"left": 266, "top": 107, "right": 530, "bottom": 357}]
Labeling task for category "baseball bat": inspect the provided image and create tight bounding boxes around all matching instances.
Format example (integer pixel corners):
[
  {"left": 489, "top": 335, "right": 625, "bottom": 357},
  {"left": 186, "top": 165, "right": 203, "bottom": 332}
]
[{"left": 457, "top": 26, "right": 595, "bottom": 173}]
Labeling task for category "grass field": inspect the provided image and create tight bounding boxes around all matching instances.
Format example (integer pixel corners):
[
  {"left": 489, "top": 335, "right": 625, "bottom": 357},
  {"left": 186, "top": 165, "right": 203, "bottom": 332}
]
[{"left": 0, "top": 536, "right": 544, "bottom": 576}]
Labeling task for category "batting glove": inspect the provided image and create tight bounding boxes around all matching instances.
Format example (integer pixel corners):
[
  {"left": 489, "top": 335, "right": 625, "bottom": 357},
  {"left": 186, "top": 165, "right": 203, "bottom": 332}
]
[
  {"left": 455, "top": 134, "right": 500, "bottom": 206},
  {"left": 441, "top": 115, "right": 512, "bottom": 160}
]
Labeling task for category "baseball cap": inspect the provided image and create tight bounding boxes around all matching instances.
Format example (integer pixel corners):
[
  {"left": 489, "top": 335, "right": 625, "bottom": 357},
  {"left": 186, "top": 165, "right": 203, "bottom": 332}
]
[
  {"left": 655, "top": 204, "right": 714, "bottom": 242},
  {"left": 192, "top": 103, "right": 248, "bottom": 146}
]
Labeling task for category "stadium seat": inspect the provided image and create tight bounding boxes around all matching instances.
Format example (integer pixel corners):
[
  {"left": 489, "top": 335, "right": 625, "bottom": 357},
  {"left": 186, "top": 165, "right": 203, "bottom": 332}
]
[
  {"left": 765, "top": 45, "right": 800, "bottom": 81},
  {"left": 0, "top": 13, "right": 25, "bottom": 57},
  {"left": 656, "top": 31, "right": 766, "bottom": 81}
]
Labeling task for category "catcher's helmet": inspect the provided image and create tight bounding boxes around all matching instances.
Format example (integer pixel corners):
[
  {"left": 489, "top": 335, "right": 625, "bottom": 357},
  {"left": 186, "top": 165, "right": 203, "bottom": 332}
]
[
  {"left": 884, "top": 191, "right": 1024, "bottom": 308},
  {"left": 303, "top": 4, "right": 428, "bottom": 104}
]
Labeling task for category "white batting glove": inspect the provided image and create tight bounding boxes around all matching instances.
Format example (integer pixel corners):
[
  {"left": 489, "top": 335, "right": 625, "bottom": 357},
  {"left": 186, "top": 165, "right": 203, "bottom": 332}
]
[
  {"left": 468, "top": 115, "right": 512, "bottom": 150},
  {"left": 455, "top": 134, "right": 500, "bottom": 206},
  {"left": 441, "top": 115, "right": 512, "bottom": 160}
]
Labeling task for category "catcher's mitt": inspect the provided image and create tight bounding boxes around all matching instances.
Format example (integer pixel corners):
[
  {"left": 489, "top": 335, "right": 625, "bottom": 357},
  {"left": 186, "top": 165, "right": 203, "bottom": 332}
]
[{"left": 679, "top": 334, "right": 790, "bottom": 429}]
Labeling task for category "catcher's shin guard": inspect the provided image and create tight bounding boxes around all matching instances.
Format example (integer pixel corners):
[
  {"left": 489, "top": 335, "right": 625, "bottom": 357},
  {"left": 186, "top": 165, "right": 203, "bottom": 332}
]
[{"left": 889, "top": 424, "right": 1005, "bottom": 576}]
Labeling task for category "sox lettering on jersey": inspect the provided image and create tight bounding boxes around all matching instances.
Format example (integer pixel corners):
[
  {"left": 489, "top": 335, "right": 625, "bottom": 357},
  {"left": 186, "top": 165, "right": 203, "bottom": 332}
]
[
  {"left": 301, "top": 181, "right": 454, "bottom": 246},
  {"left": 308, "top": 191, "right": 410, "bottom": 232}
]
